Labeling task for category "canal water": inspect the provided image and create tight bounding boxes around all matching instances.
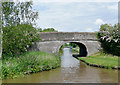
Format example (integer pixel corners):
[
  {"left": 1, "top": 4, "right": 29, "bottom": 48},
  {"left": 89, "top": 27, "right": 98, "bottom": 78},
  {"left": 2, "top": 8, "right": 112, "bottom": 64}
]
[{"left": 2, "top": 48, "right": 118, "bottom": 83}]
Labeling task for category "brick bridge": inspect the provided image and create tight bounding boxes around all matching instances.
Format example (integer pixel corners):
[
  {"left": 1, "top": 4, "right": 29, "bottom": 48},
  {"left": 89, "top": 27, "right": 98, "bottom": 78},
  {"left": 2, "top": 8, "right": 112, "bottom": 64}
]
[{"left": 30, "top": 32, "right": 101, "bottom": 56}]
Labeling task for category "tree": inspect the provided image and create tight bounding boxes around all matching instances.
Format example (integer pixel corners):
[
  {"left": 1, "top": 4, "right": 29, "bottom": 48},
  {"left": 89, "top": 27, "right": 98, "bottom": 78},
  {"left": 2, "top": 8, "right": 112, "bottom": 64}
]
[
  {"left": 2, "top": 1, "right": 39, "bottom": 57},
  {"left": 37, "top": 28, "right": 42, "bottom": 32},
  {"left": 69, "top": 43, "right": 78, "bottom": 48},
  {"left": 2, "top": 1, "right": 38, "bottom": 27},
  {"left": 0, "top": 1, "right": 2, "bottom": 59},
  {"left": 42, "top": 28, "right": 58, "bottom": 32},
  {"left": 97, "top": 23, "right": 120, "bottom": 56},
  {"left": 2, "top": 24, "right": 39, "bottom": 57}
]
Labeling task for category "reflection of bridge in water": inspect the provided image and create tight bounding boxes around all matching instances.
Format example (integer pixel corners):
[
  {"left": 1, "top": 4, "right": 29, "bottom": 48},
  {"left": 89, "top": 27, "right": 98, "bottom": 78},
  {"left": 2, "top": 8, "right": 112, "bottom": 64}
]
[{"left": 30, "top": 32, "right": 101, "bottom": 56}]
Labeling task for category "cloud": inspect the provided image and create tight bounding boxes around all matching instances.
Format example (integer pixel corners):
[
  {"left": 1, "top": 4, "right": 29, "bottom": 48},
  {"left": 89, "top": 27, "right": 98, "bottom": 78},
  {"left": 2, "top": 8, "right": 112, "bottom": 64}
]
[
  {"left": 33, "top": 2, "right": 117, "bottom": 32},
  {"left": 107, "top": 4, "right": 118, "bottom": 10},
  {"left": 86, "top": 28, "right": 93, "bottom": 31},
  {"left": 33, "top": 0, "right": 119, "bottom": 3},
  {"left": 95, "top": 19, "right": 105, "bottom": 25},
  {"left": 33, "top": 0, "right": 119, "bottom": 6},
  {"left": 3, "top": 0, "right": 119, "bottom": 3}
]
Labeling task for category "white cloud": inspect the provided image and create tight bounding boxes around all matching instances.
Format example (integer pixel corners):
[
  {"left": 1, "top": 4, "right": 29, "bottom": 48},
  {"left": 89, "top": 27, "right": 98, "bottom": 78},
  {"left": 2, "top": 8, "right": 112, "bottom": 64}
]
[
  {"left": 33, "top": 0, "right": 119, "bottom": 5},
  {"left": 86, "top": 28, "right": 93, "bottom": 31},
  {"left": 33, "top": 0, "right": 119, "bottom": 3},
  {"left": 95, "top": 19, "right": 105, "bottom": 25},
  {"left": 107, "top": 4, "right": 118, "bottom": 10},
  {"left": 2, "top": 0, "right": 118, "bottom": 3},
  {"left": 33, "top": 2, "right": 117, "bottom": 32}
]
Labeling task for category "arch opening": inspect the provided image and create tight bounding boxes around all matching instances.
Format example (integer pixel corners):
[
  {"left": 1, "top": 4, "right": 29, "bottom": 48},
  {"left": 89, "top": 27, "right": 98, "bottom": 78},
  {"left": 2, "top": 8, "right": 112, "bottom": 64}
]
[
  {"left": 71, "top": 42, "right": 88, "bottom": 57},
  {"left": 59, "top": 42, "right": 88, "bottom": 57}
]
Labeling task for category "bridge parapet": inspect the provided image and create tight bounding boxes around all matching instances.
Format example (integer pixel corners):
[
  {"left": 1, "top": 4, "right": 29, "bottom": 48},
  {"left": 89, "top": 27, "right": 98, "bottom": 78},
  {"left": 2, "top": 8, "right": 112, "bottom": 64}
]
[{"left": 38, "top": 32, "right": 98, "bottom": 41}]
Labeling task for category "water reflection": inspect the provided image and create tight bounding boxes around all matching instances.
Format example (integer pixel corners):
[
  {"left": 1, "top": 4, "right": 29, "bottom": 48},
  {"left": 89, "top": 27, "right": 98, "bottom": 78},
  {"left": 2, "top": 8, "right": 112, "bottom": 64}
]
[
  {"left": 2, "top": 48, "right": 118, "bottom": 83},
  {"left": 61, "top": 48, "right": 80, "bottom": 68}
]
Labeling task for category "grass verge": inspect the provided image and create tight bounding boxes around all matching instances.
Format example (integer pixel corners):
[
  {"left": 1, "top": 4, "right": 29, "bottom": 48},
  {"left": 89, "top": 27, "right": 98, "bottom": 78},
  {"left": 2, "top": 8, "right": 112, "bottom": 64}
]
[
  {"left": 0, "top": 51, "right": 61, "bottom": 79},
  {"left": 78, "top": 51, "right": 119, "bottom": 69}
]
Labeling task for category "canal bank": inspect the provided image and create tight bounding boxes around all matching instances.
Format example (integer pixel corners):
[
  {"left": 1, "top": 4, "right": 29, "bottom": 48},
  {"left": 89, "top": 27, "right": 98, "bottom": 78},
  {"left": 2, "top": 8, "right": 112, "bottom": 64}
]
[
  {"left": 1, "top": 51, "right": 61, "bottom": 79},
  {"left": 78, "top": 51, "right": 119, "bottom": 69},
  {"left": 1, "top": 48, "right": 118, "bottom": 83},
  {"left": 71, "top": 46, "right": 119, "bottom": 69}
]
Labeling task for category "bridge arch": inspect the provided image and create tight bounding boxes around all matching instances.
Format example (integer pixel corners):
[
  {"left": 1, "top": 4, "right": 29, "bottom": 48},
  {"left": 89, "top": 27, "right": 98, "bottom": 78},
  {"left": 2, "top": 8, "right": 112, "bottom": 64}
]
[{"left": 58, "top": 41, "right": 88, "bottom": 57}]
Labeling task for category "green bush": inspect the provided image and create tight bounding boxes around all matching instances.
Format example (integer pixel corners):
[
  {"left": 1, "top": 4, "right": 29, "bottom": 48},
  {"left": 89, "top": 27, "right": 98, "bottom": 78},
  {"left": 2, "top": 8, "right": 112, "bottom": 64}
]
[
  {"left": 1, "top": 51, "right": 61, "bottom": 79},
  {"left": 97, "top": 24, "right": 120, "bottom": 56},
  {"left": 2, "top": 24, "right": 39, "bottom": 57}
]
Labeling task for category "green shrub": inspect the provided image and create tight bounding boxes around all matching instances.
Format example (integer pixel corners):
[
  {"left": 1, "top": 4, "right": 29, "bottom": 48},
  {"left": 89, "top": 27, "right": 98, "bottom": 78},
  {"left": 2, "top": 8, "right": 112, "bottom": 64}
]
[
  {"left": 2, "top": 24, "right": 39, "bottom": 57},
  {"left": 1, "top": 51, "right": 61, "bottom": 79},
  {"left": 97, "top": 24, "right": 120, "bottom": 56}
]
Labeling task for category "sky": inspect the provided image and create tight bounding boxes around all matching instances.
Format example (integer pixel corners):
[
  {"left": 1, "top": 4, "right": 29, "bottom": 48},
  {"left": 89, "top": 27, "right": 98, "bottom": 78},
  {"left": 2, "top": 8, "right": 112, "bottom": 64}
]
[{"left": 31, "top": 0, "right": 118, "bottom": 32}]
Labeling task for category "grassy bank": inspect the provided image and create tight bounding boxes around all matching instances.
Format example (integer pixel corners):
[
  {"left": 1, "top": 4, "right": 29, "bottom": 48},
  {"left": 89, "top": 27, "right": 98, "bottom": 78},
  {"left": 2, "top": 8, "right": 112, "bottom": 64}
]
[
  {"left": 78, "top": 51, "right": 119, "bottom": 69},
  {"left": 0, "top": 51, "right": 61, "bottom": 79}
]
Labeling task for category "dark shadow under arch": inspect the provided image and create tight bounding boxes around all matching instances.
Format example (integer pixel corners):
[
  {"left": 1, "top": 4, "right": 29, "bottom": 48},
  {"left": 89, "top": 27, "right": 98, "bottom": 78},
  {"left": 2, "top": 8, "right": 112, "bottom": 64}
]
[
  {"left": 59, "top": 42, "right": 88, "bottom": 57},
  {"left": 70, "top": 42, "right": 88, "bottom": 57}
]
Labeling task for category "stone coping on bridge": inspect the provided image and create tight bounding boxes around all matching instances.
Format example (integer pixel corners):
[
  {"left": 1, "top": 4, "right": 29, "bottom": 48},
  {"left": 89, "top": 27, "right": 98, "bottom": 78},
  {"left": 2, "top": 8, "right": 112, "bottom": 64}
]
[
  {"left": 37, "top": 32, "right": 98, "bottom": 34},
  {"left": 39, "top": 39, "right": 98, "bottom": 41},
  {"left": 37, "top": 32, "right": 98, "bottom": 41}
]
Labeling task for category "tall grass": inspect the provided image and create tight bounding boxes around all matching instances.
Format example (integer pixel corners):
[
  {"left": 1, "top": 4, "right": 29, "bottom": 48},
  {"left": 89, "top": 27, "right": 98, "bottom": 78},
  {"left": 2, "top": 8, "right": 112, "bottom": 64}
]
[{"left": 1, "top": 51, "right": 61, "bottom": 79}]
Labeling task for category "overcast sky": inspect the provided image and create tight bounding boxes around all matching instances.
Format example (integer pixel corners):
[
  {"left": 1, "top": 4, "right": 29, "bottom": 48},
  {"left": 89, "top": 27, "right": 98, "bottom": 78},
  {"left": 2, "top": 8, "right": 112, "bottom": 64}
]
[{"left": 31, "top": 0, "right": 118, "bottom": 32}]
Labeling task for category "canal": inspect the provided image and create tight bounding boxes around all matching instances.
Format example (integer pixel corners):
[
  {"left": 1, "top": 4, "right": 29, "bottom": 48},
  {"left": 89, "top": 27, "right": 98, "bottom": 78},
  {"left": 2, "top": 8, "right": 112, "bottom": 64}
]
[{"left": 2, "top": 48, "right": 118, "bottom": 83}]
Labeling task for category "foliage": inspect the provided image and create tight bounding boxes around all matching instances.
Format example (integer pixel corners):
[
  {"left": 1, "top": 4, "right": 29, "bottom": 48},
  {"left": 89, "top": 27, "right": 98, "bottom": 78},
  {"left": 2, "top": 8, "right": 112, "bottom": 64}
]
[
  {"left": 1, "top": 1, "right": 61, "bottom": 80},
  {"left": 0, "top": 60, "right": 2, "bottom": 79},
  {"left": 37, "top": 28, "right": 43, "bottom": 32},
  {"left": 42, "top": 28, "right": 58, "bottom": 32},
  {"left": 2, "top": 1, "right": 39, "bottom": 57},
  {"left": 61, "top": 43, "right": 69, "bottom": 48},
  {"left": 69, "top": 43, "right": 78, "bottom": 48},
  {"left": 97, "top": 24, "right": 120, "bottom": 56},
  {"left": 2, "top": 1, "right": 38, "bottom": 27},
  {"left": 36, "top": 28, "right": 58, "bottom": 32},
  {"left": 2, "top": 24, "right": 39, "bottom": 57},
  {"left": 72, "top": 47, "right": 79, "bottom": 53},
  {"left": 78, "top": 51, "right": 119, "bottom": 69},
  {"left": 0, "top": 29, "right": 1, "bottom": 59},
  {"left": 1, "top": 51, "right": 61, "bottom": 79},
  {"left": 0, "top": 2, "right": 2, "bottom": 59}
]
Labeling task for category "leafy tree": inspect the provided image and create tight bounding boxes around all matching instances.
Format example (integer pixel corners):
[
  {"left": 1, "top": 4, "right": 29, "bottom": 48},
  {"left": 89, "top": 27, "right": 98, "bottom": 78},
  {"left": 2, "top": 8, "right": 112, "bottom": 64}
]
[
  {"left": 69, "top": 43, "right": 78, "bottom": 48},
  {"left": 37, "top": 28, "right": 42, "bottom": 32},
  {"left": 2, "top": 24, "right": 39, "bottom": 57},
  {"left": 97, "top": 24, "right": 120, "bottom": 56},
  {"left": 42, "top": 28, "right": 58, "bottom": 32},
  {"left": 2, "top": 1, "right": 39, "bottom": 57},
  {"left": 0, "top": 1, "right": 2, "bottom": 59},
  {"left": 2, "top": 1, "right": 38, "bottom": 27}
]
